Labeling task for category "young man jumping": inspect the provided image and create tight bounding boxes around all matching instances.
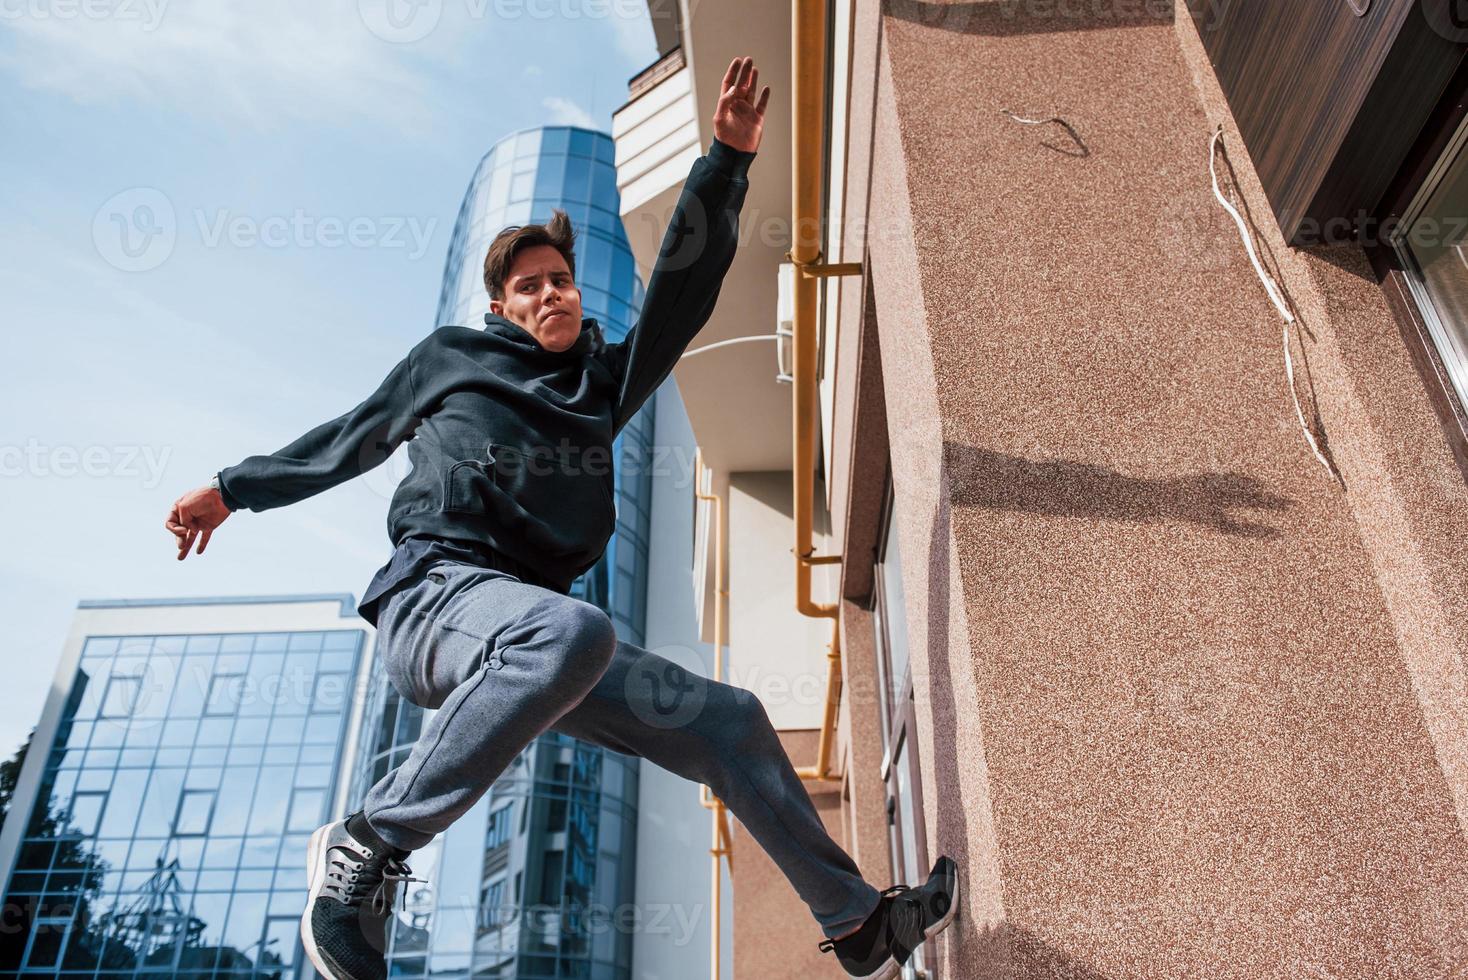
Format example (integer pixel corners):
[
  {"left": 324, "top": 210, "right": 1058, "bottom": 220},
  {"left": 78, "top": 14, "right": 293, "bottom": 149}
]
[{"left": 165, "top": 56, "right": 958, "bottom": 980}]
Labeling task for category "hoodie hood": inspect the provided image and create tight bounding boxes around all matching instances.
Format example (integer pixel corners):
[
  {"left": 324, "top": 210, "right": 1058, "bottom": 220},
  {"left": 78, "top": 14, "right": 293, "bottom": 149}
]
[{"left": 482, "top": 312, "right": 601, "bottom": 357}]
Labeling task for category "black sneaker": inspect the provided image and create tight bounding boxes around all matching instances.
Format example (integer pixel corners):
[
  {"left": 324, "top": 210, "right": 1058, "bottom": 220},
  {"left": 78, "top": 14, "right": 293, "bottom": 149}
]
[
  {"left": 300, "top": 811, "right": 423, "bottom": 980},
  {"left": 817, "top": 855, "right": 960, "bottom": 980}
]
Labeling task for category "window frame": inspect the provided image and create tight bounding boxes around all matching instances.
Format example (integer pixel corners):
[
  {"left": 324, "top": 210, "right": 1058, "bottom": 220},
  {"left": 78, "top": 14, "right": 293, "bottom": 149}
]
[
  {"left": 869, "top": 470, "right": 936, "bottom": 978},
  {"left": 1366, "top": 58, "right": 1468, "bottom": 483}
]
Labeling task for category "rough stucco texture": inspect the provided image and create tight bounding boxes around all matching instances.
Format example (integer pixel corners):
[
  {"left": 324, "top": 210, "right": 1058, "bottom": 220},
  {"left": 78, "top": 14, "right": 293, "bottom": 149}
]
[{"left": 865, "top": 1, "right": 1468, "bottom": 977}]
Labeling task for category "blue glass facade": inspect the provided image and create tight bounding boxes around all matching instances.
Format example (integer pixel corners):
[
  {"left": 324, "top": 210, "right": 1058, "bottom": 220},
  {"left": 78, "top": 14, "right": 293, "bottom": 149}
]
[
  {"left": 1, "top": 627, "right": 366, "bottom": 977},
  {"left": 345, "top": 126, "right": 653, "bottom": 980}
]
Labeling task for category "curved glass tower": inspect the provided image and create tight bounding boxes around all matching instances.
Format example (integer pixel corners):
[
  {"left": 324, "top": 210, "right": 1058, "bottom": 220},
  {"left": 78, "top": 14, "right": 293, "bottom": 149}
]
[{"left": 351, "top": 126, "right": 652, "bottom": 980}]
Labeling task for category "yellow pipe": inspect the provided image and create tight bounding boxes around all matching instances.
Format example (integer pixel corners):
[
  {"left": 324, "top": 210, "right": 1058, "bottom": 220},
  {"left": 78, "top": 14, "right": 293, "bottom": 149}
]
[
  {"left": 694, "top": 447, "right": 734, "bottom": 978},
  {"left": 792, "top": 0, "right": 837, "bottom": 623},
  {"left": 789, "top": 0, "right": 853, "bottom": 785}
]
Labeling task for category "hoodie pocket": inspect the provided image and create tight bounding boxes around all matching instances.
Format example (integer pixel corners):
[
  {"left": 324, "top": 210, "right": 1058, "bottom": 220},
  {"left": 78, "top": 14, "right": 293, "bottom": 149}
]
[{"left": 443, "top": 445, "right": 614, "bottom": 558}]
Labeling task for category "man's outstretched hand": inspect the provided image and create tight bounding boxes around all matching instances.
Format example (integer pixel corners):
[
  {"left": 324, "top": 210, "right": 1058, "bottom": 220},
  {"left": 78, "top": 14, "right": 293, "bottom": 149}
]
[
  {"left": 166, "top": 486, "right": 231, "bottom": 561},
  {"left": 712, "top": 56, "right": 770, "bottom": 155}
]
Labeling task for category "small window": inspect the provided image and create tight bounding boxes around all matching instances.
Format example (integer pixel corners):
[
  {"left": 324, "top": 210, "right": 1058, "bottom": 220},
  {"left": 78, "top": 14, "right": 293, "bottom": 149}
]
[
  {"left": 173, "top": 789, "right": 216, "bottom": 836},
  {"left": 21, "top": 916, "right": 72, "bottom": 969},
  {"left": 100, "top": 673, "right": 142, "bottom": 718},
  {"left": 67, "top": 792, "right": 107, "bottom": 837},
  {"left": 205, "top": 673, "right": 244, "bottom": 717}
]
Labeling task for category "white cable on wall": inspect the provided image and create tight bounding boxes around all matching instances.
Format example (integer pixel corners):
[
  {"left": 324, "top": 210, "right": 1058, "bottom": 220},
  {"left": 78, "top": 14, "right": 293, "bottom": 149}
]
[
  {"left": 680, "top": 335, "right": 780, "bottom": 359},
  {"left": 1208, "top": 126, "right": 1336, "bottom": 478}
]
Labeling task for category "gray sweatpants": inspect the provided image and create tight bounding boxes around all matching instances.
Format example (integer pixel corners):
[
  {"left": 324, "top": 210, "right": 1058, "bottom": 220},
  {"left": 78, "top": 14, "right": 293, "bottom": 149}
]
[{"left": 360, "top": 559, "right": 883, "bottom": 939}]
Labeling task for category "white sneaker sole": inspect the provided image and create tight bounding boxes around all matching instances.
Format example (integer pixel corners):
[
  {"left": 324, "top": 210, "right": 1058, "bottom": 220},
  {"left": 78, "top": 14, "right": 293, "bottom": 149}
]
[{"left": 300, "top": 820, "right": 346, "bottom": 980}]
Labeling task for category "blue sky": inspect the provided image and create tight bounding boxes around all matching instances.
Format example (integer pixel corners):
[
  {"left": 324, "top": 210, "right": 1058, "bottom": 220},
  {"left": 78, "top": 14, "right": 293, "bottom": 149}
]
[{"left": 0, "top": 0, "right": 661, "bottom": 760}]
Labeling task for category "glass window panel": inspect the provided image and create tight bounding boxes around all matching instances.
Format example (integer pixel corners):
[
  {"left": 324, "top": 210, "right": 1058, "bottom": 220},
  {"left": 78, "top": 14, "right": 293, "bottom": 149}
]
[
  {"left": 186, "top": 634, "right": 221, "bottom": 654},
  {"left": 137, "top": 768, "right": 183, "bottom": 837},
  {"left": 97, "top": 771, "right": 145, "bottom": 838},
  {"left": 254, "top": 633, "right": 288, "bottom": 653},
  {"left": 215, "top": 651, "right": 250, "bottom": 672},
  {"left": 248, "top": 774, "right": 290, "bottom": 835},
  {"left": 324, "top": 630, "right": 360, "bottom": 652},
  {"left": 192, "top": 745, "right": 228, "bottom": 766},
  {"left": 304, "top": 715, "right": 341, "bottom": 744},
  {"left": 220, "top": 634, "right": 253, "bottom": 653},
  {"left": 205, "top": 673, "right": 244, "bottom": 717},
  {"left": 68, "top": 791, "right": 107, "bottom": 836},
  {"left": 510, "top": 171, "right": 535, "bottom": 202},
  {"left": 64, "top": 721, "right": 93, "bottom": 749},
  {"left": 263, "top": 914, "right": 298, "bottom": 966},
  {"left": 190, "top": 891, "right": 231, "bottom": 951},
  {"left": 23, "top": 917, "right": 70, "bottom": 968},
  {"left": 265, "top": 744, "right": 299, "bottom": 765},
  {"left": 160, "top": 717, "right": 199, "bottom": 747},
  {"left": 268, "top": 715, "right": 307, "bottom": 745},
  {"left": 564, "top": 154, "right": 592, "bottom": 203},
  {"left": 100, "top": 674, "right": 142, "bottom": 718},
  {"left": 301, "top": 744, "right": 335, "bottom": 765},
  {"left": 197, "top": 717, "right": 235, "bottom": 746},
  {"left": 233, "top": 717, "right": 270, "bottom": 745},
  {"left": 83, "top": 637, "right": 120, "bottom": 659},
  {"left": 294, "top": 764, "right": 331, "bottom": 788},
  {"left": 312, "top": 672, "right": 350, "bottom": 714},
  {"left": 153, "top": 635, "right": 185, "bottom": 654},
  {"left": 319, "top": 648, "right": 356, "bottom": 673},
  {"left": 287, "top": 631, "right": 324, "bottom": 651},
  {"left": 287, "top": 788, "right": 325, "bottom": 833},
  {"left": 570, "top": 130, "right": 596, "bottom": 159},
  {"left": 543, "top": 127, "right": 570, "bottom": 154},
  {"left": 515, "top": 129, "right": 541, "bottom": 159},
  {"left": 154, "top": 746, "right": 190, "bottom": 766},
  {"left": 133, "top": 655, "right": 180, "bottom": 719},
  {"left": 237, "top": 867, "right": 275, "bottom": 890},
  {"left": 535, "top": 153, "right": 568, "bottom": 199},
  {"left": 212, "top": 769, "right": 256, "bottom": 836},
  {"left": 228, "top": 743, "right": 265, "bottom": 767},
  {"left": 185, "top": 765, "right": 222, "bottom": 790},
  {"left": 123, "top": 724, "right": 161, "bottom": 750},
  {"left": 175, "top": 789, "right": 215, "bottom": 835}
]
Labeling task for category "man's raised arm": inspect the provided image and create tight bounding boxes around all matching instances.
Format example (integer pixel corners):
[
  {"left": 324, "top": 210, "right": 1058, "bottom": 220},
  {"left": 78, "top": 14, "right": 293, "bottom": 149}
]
[
  {"left": 605, "top": 56, "right": 769, "bottom": 436},
  {"left": 165, "top": 342, "right": 426, "bottom": 560}
]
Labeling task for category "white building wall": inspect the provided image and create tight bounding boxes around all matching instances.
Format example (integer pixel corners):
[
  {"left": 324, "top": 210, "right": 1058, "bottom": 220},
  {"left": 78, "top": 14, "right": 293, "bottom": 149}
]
[{"left": 630, "top": 382, "right": 733, "bottom": 980}]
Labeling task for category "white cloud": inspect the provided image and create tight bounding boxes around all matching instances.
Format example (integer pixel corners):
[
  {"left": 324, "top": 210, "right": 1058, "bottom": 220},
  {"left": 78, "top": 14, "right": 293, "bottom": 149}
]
[
  {"left": 541, "top": 95, "right": 596, "bottom": 129},
  {"left": 0, "top": 0, "right": 436, "bottom": 130}
]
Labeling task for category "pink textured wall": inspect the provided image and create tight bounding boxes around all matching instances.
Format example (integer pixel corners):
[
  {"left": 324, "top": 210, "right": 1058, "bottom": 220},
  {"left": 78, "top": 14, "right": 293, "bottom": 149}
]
[{"left": 826, "top": 0, "right": 1468, "bottom": 976}]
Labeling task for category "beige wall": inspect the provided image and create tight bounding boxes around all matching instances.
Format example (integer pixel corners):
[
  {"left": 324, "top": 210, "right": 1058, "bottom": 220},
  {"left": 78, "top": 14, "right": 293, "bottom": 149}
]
[{"left": 727, "top": 471, "right": 840, "bottom": 731}]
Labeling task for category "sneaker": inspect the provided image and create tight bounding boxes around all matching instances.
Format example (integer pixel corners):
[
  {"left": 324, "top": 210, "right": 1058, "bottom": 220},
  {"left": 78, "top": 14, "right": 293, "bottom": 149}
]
[
  {"left": 817, "top": 855, "right": 960, "bottom": 980},
  {"left": 300, "top": 811, "right": 423, "bottom": 980}
]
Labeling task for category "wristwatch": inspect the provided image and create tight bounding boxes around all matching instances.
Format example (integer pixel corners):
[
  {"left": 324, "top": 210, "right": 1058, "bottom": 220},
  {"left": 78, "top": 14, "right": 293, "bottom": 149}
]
[{"left": 209, "top": 472, "right": 222, "bottom": 493}]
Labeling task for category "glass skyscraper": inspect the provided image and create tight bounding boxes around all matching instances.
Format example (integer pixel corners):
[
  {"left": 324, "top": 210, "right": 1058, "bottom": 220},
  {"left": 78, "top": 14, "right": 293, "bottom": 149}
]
[
  {"left": 347, "top": 125, "right": 653, "bottom": 980},
  {"left": 0, "top": 595, "right": 371, "bottom": 979}
]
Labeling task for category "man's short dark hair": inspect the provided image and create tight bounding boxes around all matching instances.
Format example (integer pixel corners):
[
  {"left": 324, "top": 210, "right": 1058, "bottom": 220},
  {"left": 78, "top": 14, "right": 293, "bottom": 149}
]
[{"left": 483, "top": 208, "right": 577, "bottom": 302}]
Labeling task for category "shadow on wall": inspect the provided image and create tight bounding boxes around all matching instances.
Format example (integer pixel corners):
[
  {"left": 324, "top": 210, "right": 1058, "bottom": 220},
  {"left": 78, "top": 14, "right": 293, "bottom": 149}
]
[{"left": 942, "top": 444, "right": 1294, "bottom": 539}]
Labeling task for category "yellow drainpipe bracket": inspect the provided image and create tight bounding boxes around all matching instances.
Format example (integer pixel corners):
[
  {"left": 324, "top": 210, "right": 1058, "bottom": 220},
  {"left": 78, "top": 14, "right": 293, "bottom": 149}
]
[{"left": 783, "top": 248, "right": 863, "bottom": 279}]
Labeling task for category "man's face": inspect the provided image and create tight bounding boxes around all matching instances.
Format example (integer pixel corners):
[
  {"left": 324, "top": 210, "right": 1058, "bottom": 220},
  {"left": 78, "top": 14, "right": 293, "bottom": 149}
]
[{"left": 490, "top": 244, "right": 584, "bottom": 352}]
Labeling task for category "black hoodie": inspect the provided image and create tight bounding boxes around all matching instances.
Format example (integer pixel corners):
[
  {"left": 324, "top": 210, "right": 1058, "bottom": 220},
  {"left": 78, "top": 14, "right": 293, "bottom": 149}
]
[{"left": 217, "top": 137, "right": 756, "bottom": 625}]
